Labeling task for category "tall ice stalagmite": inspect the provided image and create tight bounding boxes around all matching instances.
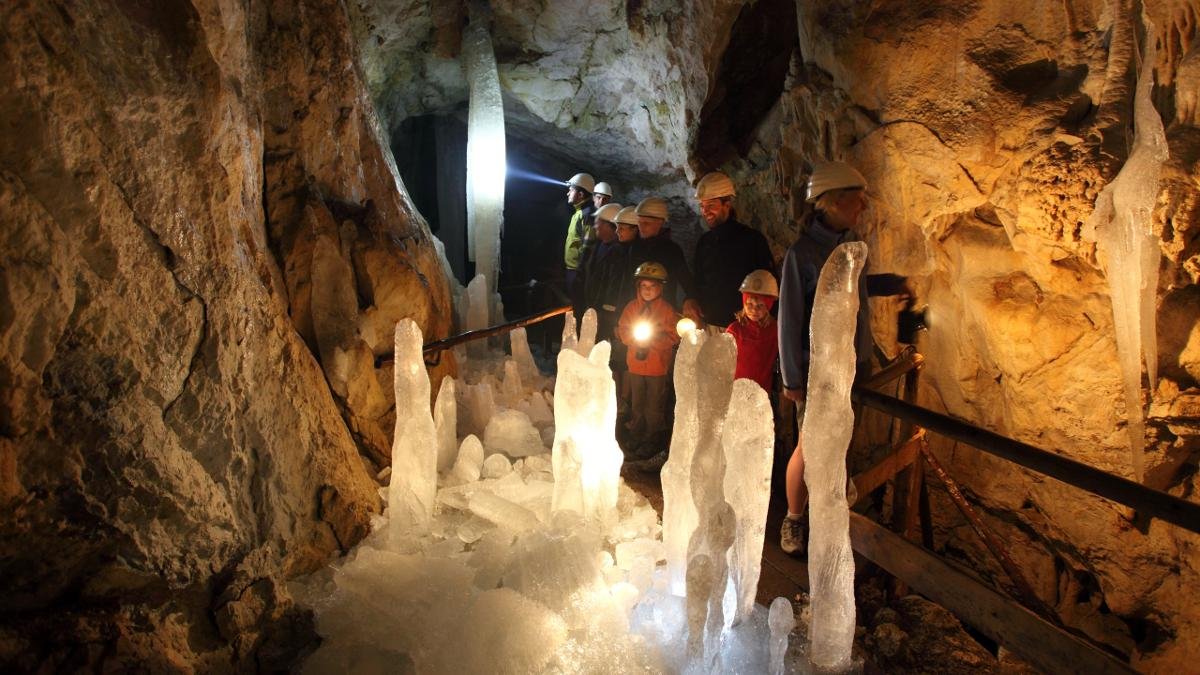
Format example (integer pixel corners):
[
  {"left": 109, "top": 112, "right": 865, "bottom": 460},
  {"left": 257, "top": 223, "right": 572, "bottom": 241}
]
[
  {"left": 802, "top": 242, "right": 867, "bottom": 671},
  {"left": 389, "top": 319, "right": 438, "bottom": 536}
]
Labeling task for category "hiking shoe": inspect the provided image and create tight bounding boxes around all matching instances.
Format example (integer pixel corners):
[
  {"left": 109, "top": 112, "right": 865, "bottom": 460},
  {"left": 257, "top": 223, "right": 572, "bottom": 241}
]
[
  {"left": 780, "top": 517, "right": 806, "bottom": 556},
  {"left": 626, "top": 450, "right": 668, "bottom": 473}
]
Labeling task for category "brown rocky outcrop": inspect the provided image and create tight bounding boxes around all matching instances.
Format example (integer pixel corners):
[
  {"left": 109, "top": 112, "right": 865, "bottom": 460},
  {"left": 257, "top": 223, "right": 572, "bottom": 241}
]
[{"left": 0, "top": 0, "right": 450, "bottom": 669}]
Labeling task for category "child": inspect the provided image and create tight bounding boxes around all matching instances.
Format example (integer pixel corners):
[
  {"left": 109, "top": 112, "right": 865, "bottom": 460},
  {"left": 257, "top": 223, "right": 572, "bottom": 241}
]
[
  {"left": 616, "top": 261, "right": 681, "bottom": 466},
  {"left": 725, "top": 270, "right": 778, "bottom": 392}
]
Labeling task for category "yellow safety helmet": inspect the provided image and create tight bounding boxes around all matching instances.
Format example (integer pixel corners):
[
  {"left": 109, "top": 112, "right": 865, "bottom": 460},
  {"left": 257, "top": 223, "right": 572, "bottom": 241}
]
[{"left": 634, "top": 261, "right": 669, "bottom": 282}]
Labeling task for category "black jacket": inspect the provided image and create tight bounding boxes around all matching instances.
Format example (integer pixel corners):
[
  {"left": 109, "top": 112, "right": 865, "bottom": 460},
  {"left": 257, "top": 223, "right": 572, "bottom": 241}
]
[
  {"left": 630, "top": 231, "right": 694, "bottom": 310},
  {"left": 692, "top": 218, "right": 775, "bottom": 326}
]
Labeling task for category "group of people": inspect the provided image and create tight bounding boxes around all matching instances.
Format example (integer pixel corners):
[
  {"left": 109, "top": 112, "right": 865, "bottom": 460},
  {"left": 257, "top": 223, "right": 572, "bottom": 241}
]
[{"left": 558, "top": 162, "right": 907, "bottom": 557}]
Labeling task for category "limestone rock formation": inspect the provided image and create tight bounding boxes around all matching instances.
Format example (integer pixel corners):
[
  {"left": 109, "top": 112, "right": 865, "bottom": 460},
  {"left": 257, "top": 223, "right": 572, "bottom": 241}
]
[{"left": 0, "top": 0, "right": 451, "bottom": 669}]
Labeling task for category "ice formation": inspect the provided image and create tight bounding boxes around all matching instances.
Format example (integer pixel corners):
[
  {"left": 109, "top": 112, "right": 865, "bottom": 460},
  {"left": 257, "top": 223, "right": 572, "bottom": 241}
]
[
  {"left": 298, "top": 321, "right": 797, "bottom": 673},
  {"left": 723, "top": 378, "right": 776, "bottom": 625},
  {"left": 462, "top": 13, "right": 505, "bottom": 301},
  {"left": 433, "top": 376, "right": 458, "bottom": 472},
  {"left": 388, "top": 319, "right": 438, "bottom": 536},
  {"left": 769, "top": 597, "right": 796, "bottom": 675},
  {"left": 1088, "top": 18, "right": 1168, "bottom": 483},
  {"left": 465, "top": 274, "right": 490, "bottom": 355},
  {"left": 803, "top": 241, "right": 867, "bottom": 671},
  {"left": 578, "top": 308, "right": 598, "bottom": 356},
  {"left": 561, "top": 309, "right": 578, "bottom": 353},
  {"left": 550, "top": 342, "right": 624, "bottom": 528},
  {"left": 510, "top": 326, "right": 541, "bottom": 383}
]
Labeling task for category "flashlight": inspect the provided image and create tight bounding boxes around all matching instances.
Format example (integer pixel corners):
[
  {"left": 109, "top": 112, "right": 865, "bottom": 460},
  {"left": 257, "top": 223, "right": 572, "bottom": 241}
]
[
  {"left": 633, "top": 320, "right": 653, "bottom": 344},
  {"left": 676, "top": 317, "right": 697, "bottom": 337}
]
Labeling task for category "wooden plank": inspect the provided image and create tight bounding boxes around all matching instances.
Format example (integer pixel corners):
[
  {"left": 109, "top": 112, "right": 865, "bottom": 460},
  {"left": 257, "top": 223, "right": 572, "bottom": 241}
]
[
  {"left": 850, "top": 430, "right": 924, "bottom": 506},
  {"left": 849, "top": 513, "right": 1136, "bottom": 675}
]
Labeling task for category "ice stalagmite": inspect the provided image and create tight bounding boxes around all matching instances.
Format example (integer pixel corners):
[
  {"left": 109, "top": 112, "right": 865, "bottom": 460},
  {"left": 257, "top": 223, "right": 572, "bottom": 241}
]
[
  {"left": 768, "top": 597, "right": 795, "bottom": 675},
  {"left": 462, "top": 12, "right": 505, "bottom": 301},
  {"left": 722, "top": 378, "right": 775, "bottom": 625},
  {"left": 433, "top": 376, "right": 458, "bottom": 472},
  {"left": 1088, "top": 17, "right": 1167, "bottom": 483},
  {"left": 561, "top": 309, "right": 578, "bottom": 353},
  {"left": 389, "top": 319, "right": 438, "bottom": 535},
  {"left": 803, "top": 241, "right": 867, "bottom": 671},
  {"left": 577, "top": 308, "right": 598, "bottom": 356},
  {"left": 510, "top": 327, "right": 540, "bottom": 383},
  {"left": 550, "top": 342, "right": 623, "bottom": 527},
  {"left": 661, "top": 330, "right": 705, "bottom": 595}
]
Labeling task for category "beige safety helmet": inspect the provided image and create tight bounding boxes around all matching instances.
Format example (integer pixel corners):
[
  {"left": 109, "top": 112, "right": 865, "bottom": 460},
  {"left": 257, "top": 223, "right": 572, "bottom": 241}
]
[
  {"left": 615, "top": 206, "right": 640, "bottom": 227},
  {"left": 634, "top": 261, "right": 669, "bottom": 282},
  {"left": 594, "top": 203, "right": 622, "bottom": 224},
  {"left": 806, "top": 162, "right": 866, "bottom": 203},
  {"left": 593, "top": 181, "right": 613, "bottom": 197},
  {"left": 694, "top": 171, "right": 736, "bottom": 200},
  {"left": 565, "top": 173, "right": 596, "bottom": 192},
  {"left": 635, "top": 196, "right": 669, "bottom": 220},
  {"left": 739, "top": 269, "right": 779, "bottom": 297}
]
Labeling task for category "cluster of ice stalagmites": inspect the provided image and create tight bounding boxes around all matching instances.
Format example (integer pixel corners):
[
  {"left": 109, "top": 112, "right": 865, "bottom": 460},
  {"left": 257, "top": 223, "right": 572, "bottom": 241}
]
[{"left": 298, "top": 308, "right": 798, "bottom": 673}]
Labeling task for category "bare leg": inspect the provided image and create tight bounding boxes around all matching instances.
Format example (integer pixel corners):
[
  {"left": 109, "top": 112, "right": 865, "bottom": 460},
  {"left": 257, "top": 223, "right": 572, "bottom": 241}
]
[{"left": 786, "top": 438, "right": 808, "bottom": 516}]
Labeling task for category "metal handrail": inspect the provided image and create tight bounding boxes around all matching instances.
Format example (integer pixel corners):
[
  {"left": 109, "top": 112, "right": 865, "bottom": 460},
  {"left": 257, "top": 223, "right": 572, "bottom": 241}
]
[
  {"left": 422, "top": 304, "right": 572, "bottom": 356},
  {"left": 851, "top": 387, "right": 1200, "bottom": 535}
]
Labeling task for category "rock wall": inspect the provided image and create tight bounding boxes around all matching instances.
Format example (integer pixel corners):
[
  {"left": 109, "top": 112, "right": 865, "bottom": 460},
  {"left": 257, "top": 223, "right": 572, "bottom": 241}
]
[{"left": 0, "top": 0, "right": 450, "bottom": 669}]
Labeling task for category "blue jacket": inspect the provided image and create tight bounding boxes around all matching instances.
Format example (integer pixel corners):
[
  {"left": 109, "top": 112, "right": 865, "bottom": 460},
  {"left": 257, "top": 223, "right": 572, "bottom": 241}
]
[{"left": 778, "top": 215, "right": 873, "bottom": 390}]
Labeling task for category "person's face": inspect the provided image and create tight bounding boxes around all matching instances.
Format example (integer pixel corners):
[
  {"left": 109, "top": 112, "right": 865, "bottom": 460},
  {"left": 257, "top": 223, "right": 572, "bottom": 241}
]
[
  {"left": 638, "top": 279, "right": 663, "bottom": 302},
  {"left": 567, "top": 185, "right": 585, "bottom": 205},
  {"left": 593, "top": 193, "right": 610, "bottom": 209},
  {"left": 744, "top": 293, "right": 770, "bottom": 323},
  {"left": 637, "top": 216, "right": 664, "bottom": 239},
  {"left": 699, "top": 197, "right": 733, "bottom": 228},
  {"left": 824, "top": 188, "right": 867, "bottom": 231},
  {"left": 595, "top": 219, "right": 617, "bottom": 243},
  {"left": 616, "top": 222, "right": 638, "bottom": 243}
]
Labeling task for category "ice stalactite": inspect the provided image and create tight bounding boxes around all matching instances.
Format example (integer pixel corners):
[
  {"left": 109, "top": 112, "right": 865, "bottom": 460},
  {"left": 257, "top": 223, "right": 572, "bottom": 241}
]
[
  {"left": 389, "top": 319, "right": 438, "bottom": 537},
  {"left": 550, "top": 342, "right": 624, "bottom": 528},
  {"left": 803, "top": 241, "right": 867, "bottom": 672},
  {"left": 462, "top": 12, "right": 506, "bottom": 305},
  {"left": 1088, "top": 17, "right": 1168, "bottom": 484},
  {"left": 768, "top": 597, "right": 796, "bottom": 675}
]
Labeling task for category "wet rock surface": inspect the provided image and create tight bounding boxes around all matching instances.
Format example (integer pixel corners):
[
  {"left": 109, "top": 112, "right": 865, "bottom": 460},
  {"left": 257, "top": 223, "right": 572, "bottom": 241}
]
[{"left": 0, "top": 0, "right": 449, "bottom": 669}]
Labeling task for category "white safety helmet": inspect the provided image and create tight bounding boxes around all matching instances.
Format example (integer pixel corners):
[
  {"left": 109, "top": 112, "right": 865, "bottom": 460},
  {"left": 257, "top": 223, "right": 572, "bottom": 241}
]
[
  {"left": 593, "top": 181, "right": 613, "bottom": 197},
  {"left": 635, "top": 196, "right": 669, "bottom": 220},
  {"left": 594, "top": 203, "right": 622, "bottom": 224},
  {"left": 694, "top": 171, "right": 736, "bottom": 200},
  {"left": 615, "top": 206, "right": 640, "bottom": 227},
  {"left": 805, "top": 161, "right": 866, "bottom": 203},
  {"left": 565, "top": 172, "right": 596, "bottom": 193},
  {"left": 739, "top": 269, "right": 779, "bottom": 297}
]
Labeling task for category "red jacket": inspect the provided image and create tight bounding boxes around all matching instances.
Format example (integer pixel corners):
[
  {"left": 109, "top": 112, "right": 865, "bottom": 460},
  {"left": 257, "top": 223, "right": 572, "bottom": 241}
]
[
  {"left": 726, "top": 313, "right": 778, "bottom": 391},
  {"left": 617, "top": 296, "right": 680, "bottom": 376}
]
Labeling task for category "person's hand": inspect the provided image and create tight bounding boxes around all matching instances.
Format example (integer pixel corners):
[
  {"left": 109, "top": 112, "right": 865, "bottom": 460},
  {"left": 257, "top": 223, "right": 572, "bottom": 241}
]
[
  {"left": 782, "top": 387, "right": 806, "bottom": 404},
  {"left": 682, "top": 299, "right": 704, "bottom": 324}
]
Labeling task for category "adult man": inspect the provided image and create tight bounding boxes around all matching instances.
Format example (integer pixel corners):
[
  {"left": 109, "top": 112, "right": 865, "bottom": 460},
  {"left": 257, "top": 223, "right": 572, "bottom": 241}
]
[
  {"left": 593, "top": 182, "right": 614, "bottom": 210},
  {"left": 631, "top": 196, "right": 693, "bottom": 309},
  {"left": 777, "top": 161, "right": 908, "bottom": 556},
  {"left": 562, "top": 172, "right": 596, "bottom": 289},
  {"left": 579, "top": 202, "right": 624, "bottom": 340},
  {"left": 686, "top": 171, "right": 775, "bottom": 327}
]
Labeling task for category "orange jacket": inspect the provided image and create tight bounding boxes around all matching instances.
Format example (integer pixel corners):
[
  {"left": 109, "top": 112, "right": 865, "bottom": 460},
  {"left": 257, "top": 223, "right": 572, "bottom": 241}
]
[{"left": 617, "top": 296, "right": 680, "bottom": 376}]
